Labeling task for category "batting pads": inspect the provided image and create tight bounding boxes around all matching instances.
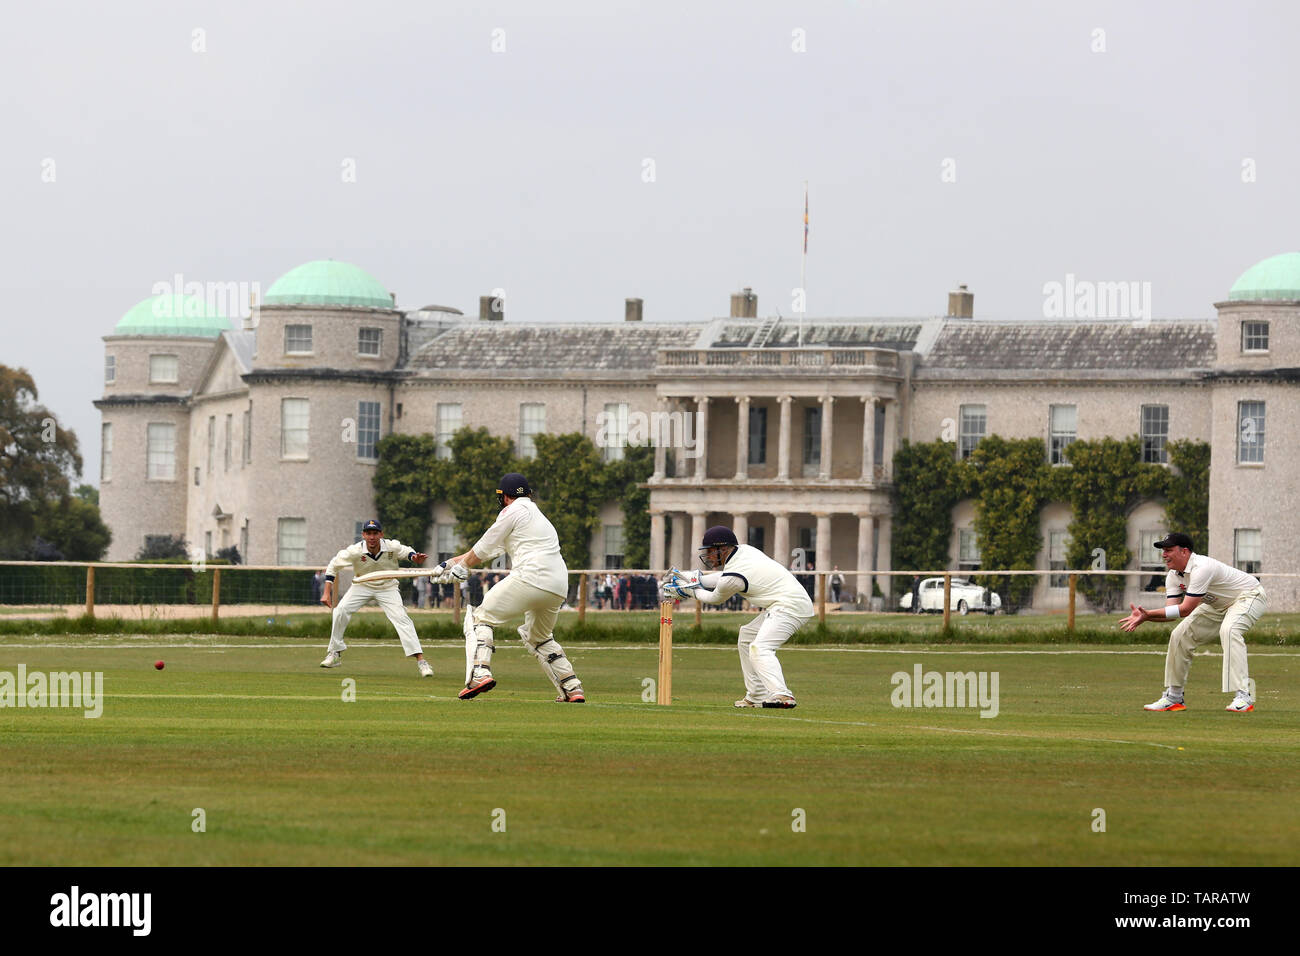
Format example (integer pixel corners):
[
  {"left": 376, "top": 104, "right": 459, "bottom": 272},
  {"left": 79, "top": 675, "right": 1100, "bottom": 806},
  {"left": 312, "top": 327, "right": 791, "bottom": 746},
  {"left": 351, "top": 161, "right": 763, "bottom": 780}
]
[
  {"left": 463, "top": 605, "right": 495, "bottom": 683},
  {"left": 518, "top": 623, "right": 582, "bottom": 699}
]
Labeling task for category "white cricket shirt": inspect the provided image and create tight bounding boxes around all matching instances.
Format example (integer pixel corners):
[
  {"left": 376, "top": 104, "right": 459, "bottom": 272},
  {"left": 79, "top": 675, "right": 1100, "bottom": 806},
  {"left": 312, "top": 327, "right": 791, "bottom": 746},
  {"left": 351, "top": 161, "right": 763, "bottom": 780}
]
[
  {"left": 705, "top": 544, "right": 815, "bottom": 618},
  {"left": 325, "top": 537, "right": 417, "bottom": 590},
  {"left": 1165, "top": 552, "right": 1261, "bottom": 611},
  {"left": 471, "top": 497, "right": 569, "bottom": 598}
]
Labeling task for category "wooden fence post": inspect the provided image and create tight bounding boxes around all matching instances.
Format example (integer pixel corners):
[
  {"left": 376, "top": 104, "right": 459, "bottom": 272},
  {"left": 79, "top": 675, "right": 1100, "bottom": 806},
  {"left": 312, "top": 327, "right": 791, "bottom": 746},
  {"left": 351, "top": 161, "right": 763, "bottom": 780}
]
[
  {"left": 578, "top": 572, "right": 587, "bottom": 624},
  {"left": 943, "top": 573, "right": 952, "bottom": 629},
  {"left": 211, "top": 567, "right": 221, "bottom": 623},
  {"left": 85, "top": 566, "right": 95, "bottom": 618},
  {"left": 1068, "top": 573, "right": 1077, "bottom": 633}
]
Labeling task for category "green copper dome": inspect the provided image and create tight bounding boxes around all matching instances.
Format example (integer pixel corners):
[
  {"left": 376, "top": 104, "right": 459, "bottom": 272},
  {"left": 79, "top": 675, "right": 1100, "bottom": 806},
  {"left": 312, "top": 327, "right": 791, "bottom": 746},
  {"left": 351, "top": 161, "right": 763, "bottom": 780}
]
[
  {"left": 113, "top": 294, "right": 233, "bottom": 337},
  {"left": 1228, "top": 252, "right": 1300, "bottom": 301},
  {"left": 264, "top": 260, "right": 393, "bottom": 309}
]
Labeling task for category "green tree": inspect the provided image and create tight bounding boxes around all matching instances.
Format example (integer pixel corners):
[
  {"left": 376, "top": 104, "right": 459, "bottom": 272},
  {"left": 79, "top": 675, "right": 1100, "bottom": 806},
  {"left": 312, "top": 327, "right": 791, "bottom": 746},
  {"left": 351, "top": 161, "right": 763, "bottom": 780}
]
[
  {"left": 1063, "top": 437, "right": 1168, "bottom": 611},
  {"left": 0, "top": 366, "right": 83, "bottom": 541},
  {"left": 530, "top": 433, "right": 608, "bottom": 572},
  {"left": 36, "top": 494, "right": 112, "bottom": 561},
  {"left": 1165, "top": 439, "right": 1210, "bottom": 548},
  {"left": 969, "top": 437, "right": 1052, "bottom": 610},
  {"left": 447, "top": 427, "right": 521, "bottom": 550},
  {"left": 891, "top": 439, "right": 967, "bottom": 573},
  {"left": 609, "top": 443, "right": 654, "bottom": 568},
  {"left": 136, "top": 535, "right": 190, "bottom": 560},
  {"left": 373, "top": 433, "right": 442, "bottom": 551}
]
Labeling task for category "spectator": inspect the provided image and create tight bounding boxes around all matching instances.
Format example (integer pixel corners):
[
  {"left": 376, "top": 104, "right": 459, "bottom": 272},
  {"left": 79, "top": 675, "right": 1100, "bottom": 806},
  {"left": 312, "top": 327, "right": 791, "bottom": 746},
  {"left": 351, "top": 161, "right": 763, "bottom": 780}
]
[
  {"left": 831, "top": 567, "right": 844, "bottom": 603},
  {"left": 466, "top": 572, "right": 484, "bottom": 608},
  {"left": 311, "top": 571, "right": 324, "bottom": 605}
]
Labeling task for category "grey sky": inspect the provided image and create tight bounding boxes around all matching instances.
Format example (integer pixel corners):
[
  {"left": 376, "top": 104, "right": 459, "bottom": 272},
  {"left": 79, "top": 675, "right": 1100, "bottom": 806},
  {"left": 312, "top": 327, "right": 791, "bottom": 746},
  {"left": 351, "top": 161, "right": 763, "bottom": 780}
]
[{"left": 2, "top": 0, "right": 1296, "bottom": 486}]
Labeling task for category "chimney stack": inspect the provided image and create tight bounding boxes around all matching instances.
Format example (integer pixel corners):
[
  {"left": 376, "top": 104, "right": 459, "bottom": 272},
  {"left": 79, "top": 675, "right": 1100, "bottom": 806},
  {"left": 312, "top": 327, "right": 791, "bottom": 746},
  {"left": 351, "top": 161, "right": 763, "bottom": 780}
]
[
  {"left": 730, "top": 287, "right": 758, "bottom": 318},
  {"left": 479, "top": 294, "right": 504, "bottom": 321},
  {"left": 625, "top": 297, "right": 643, "bottom": 322},
  {"left": 947, "top": 284, "right": 974, "bottom": 318}
]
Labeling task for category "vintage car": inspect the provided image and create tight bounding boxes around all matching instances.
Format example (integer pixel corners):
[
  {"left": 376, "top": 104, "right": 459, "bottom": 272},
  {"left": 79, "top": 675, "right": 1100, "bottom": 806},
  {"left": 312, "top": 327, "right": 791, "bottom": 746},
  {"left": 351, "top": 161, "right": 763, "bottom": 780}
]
[{"left": 898, "top": 576, "right": 1002, "bottom": 614}]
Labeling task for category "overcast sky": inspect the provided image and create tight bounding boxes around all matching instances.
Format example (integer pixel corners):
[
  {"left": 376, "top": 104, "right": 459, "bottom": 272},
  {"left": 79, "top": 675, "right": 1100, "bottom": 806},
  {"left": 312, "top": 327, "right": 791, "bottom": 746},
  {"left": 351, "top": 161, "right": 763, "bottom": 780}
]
[{"left": 3, "top": 0, "right": 1297, "bottom": 486}]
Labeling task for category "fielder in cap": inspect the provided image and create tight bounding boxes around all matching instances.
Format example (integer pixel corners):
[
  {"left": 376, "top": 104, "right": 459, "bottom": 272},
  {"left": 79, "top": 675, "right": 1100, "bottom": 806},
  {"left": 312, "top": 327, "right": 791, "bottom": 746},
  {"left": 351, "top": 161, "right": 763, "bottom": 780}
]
[
  {"left": 1119, "top": 532, "right": 1265, "bottom": 712},
  {"left": 439, "top": 473, "right": 586, "bottom": 702},
  {"left": 662, "top": 526, "right": 813, "bottom": 708},
  {"left": 319, "top": 519, "right": 433, "bottom": 677}
]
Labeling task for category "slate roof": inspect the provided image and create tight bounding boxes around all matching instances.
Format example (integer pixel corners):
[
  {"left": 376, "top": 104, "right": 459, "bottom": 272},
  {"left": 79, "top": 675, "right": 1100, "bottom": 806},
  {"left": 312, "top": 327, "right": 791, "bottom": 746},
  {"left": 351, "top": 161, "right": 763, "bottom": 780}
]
[
  {"left": 223, "top": 330, "right": 256, "bottom": 373},
  {"left": 919, "top": 319, "right": 1216, "bottom": 376},
  {"left": 407, "top": 323, "right": 707, "bottom": 374}
]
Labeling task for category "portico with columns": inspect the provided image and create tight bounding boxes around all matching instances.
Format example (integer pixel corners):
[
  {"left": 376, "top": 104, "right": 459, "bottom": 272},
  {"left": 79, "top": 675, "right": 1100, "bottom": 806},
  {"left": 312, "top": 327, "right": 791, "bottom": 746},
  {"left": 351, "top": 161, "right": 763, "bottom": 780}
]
[{"left": 647, "top": 345, "right": 904, "bottom": 602}]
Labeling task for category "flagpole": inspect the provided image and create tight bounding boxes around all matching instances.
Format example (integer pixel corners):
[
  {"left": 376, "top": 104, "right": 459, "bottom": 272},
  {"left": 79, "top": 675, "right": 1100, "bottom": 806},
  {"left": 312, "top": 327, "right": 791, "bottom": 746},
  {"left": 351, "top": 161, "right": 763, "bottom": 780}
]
[{"left": 799, "top": 182, "right": 808, "bottom": 348}]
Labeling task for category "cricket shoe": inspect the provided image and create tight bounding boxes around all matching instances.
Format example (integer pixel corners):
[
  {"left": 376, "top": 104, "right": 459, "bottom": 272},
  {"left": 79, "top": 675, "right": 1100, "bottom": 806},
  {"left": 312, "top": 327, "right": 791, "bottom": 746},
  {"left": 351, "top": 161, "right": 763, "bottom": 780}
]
[
  {"left": 1143, "top": 694, "right": 1186, "bottom": 711},
  {"left": 733, "top": 698, "right": 759, "bottom": 708},
  {"left": 554, "top": 690, "right": 586, "bottom": 703},
  {"left": 1226, "top": 693, "right": 1254, "bottom": 713},
  {"left": 417, "top": 660, "right": 434, "bottom": 678},
  {"left": 458, "top": 673, "right": 497, "bottom": 700},
  {"left": 761, "top": 696, "right": 798, "bottom": 709},
  {"left": 319, "top": 651, "right": 343, "bottom": 668}
]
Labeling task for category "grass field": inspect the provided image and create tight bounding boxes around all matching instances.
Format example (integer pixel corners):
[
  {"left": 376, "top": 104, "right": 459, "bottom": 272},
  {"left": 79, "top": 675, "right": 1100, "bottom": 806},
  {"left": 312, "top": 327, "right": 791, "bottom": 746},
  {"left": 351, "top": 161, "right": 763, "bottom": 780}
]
[{"left": 1, "top": 632, "right": 1297, "bottom": 866}]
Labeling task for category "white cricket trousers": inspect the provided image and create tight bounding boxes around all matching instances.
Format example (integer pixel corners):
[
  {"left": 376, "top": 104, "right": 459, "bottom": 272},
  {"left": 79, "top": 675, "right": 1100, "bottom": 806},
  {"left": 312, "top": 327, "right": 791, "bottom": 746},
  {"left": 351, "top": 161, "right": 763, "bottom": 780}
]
[
  {"left": 1164, "top": 586, "right": 1265, "bottom": 694},
  {"left": 474, "top": 573, "right": 564, "bottom": 644},
  {"left": 738, "top": 608, "right": 810, "bottom": 702},
  {"left": 327, "top": 584, "right": 423, "bottom": 657}
]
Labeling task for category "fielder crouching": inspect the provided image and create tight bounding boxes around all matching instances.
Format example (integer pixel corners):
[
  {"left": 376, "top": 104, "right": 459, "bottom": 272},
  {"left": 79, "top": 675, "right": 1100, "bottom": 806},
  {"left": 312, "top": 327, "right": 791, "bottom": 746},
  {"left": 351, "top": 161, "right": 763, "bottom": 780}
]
[
  {"left": 663, "top": 526, "right": 813, "bottom": 709},
  {"left": 319, "top": 519, "right": 433, "bottom": 677},
  {"left": 440, "top": 473, "right": 586, "bottom": 703}
]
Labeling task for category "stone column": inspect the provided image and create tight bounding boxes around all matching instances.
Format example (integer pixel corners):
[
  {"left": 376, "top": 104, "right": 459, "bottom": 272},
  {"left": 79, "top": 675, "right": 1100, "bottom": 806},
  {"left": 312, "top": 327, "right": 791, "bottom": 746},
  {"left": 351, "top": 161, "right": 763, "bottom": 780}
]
[
  {"left": 653, "top": 396, "right": 668, "bottom": 479},
  {"left": 734, "top": 396, "right": 750, "bottom": 480},
  {"left": 773, "top": 512, "right": 791, "bottom": 567},
  {"left": 690, "top": 512, "right": 708, "bottom": 567},
  {"left": 877, "top": 513, "right": 892, "bottom": 600},
  {"left": 861, "top": 395, "right": 877, "bottom": 481},
  {"left": 815, "top": 512, "right": 832, "bottom": 580},
  {"left": 733, "top": 512, "right": 749, "bottom": 547},
  {"left": 819, "top": 396, "right": 834, "bottom": 480},
  {"left": 693, "top": 396, "right": 709, "bottom": 482},
  {"left": 649, "top": 510, "right": 665, "bottom": 572},
  {"left": 856, "top": 513, "right": 876, "bottom": 605},
  {"left": 777, "top": 395, "right": 793, "bottom": 480},
  {"left": 881, "top": 399, "right": 896, "bottom": 480}
]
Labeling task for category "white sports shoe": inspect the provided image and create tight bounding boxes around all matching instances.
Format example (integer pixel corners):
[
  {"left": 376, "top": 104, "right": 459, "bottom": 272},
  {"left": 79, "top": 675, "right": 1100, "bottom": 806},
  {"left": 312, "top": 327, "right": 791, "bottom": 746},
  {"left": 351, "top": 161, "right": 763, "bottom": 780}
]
[
  {"left": 1226, "top": 693, "right": 1254, "bottom": 713},
  {"left": 320, "top": 651, "right": 342, "bottom": 668},
  {"left": 1143, "top": 694, "right": 1185, "bottom": 711},
  {"left": 734, "top": 698, "right": 759, "bottom": 708},
  {"left": 417, "top": 659, "right": 434, "bottom": 678}
]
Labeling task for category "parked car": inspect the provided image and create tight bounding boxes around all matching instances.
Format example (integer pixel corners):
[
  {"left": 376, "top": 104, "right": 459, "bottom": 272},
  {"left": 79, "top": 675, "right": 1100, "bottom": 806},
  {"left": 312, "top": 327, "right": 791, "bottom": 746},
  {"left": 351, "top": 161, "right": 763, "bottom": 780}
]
[{"left": 898, "top": 577, "right": 1002, "bottom": 614}]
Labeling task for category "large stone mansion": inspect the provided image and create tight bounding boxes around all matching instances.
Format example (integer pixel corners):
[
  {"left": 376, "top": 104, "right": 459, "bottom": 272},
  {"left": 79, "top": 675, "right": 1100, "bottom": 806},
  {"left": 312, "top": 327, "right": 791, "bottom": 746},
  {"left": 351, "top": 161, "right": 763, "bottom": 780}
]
[{"left": 95, "top": 254, "right": 1300, "bottom": 610}]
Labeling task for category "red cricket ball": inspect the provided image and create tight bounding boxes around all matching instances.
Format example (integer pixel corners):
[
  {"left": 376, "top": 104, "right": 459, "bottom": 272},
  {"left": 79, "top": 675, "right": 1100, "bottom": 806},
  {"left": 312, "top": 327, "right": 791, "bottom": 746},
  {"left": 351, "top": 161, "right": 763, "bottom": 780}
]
[{"left": 154, "top": 660, "right": 165, "bottom": 670}]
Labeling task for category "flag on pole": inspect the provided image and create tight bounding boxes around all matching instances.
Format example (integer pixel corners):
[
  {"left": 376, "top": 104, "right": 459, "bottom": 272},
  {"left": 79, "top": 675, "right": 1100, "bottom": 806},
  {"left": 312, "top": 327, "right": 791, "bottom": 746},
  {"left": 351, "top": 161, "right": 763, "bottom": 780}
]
[{"left": 803, "top": 185, "right": 809, "bottom": 254}]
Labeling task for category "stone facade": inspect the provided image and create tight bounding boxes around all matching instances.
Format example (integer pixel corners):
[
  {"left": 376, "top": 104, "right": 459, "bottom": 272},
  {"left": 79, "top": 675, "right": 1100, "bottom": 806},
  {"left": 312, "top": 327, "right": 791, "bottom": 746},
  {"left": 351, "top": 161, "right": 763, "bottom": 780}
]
[{"left": 94, "top": 262, "right": 1300, "bottom": 612}]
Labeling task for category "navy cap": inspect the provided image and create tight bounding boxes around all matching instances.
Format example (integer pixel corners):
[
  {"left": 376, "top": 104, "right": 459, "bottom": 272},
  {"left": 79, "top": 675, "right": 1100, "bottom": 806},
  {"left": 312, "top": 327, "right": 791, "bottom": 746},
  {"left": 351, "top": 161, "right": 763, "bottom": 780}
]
[
  {"left": 701, "top": 526, "right": 738, "bottom": 548},
  {"left": 1153, "top": 532, "right": 1193, "bottom": 551},
  {"left": 362, "top": 519, "right": 382, "bottom": 532},
  {"left": 497, "top": 473, "right": 532, "bottom": 498}
]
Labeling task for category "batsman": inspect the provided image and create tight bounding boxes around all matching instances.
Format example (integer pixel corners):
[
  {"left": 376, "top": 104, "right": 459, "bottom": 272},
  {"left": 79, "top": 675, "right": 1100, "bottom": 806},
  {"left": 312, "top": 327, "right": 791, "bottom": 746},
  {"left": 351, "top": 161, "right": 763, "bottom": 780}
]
[{"left": 440, "top": 473, "right": 586, "bottom": 703}]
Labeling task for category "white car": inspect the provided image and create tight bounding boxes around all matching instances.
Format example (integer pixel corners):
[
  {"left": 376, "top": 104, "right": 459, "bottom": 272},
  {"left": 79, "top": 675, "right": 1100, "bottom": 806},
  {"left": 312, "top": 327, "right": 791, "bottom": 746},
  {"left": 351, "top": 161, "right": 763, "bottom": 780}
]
[{"left": 898, "top": 577, "right": 1002, "bottom": 615}]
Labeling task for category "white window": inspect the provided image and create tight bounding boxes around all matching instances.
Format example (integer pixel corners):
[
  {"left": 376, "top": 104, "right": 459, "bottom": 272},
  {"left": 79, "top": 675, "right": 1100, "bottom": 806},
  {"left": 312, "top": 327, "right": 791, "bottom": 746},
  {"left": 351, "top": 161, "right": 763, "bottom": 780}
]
[
  {"left": 603, "top": 525, "right": 626, "bottom": 569},
  {"left": 959, "top": 404, "right": 986, "bottom": 459},
  {"left": 101, "top": 423, "right": 112, "bottom": 481},
  {"left": 242, "top": 407, "right": 252, "bottom": 465},
  {"left": 281, "top": 398, "right": 310, "bottom": 459},
  {"left": 1242, "top": 321, "right": 1269, "bottom": 352},
  {"left": 285, "top": 324, "right": 313, "bottom": 354},
  {"left": 1049, "top": 404, "right": 1076, "bottom": 465},
  {"left": 104, "top": 355, "right": 116, "bottom": 384},
  {"left": 358, "top": 328, "right": 382, "bottom": 356},
  {"left": 146, "top": 423, "right": 176, "bottom": 479},
  {"left": 958, "top": 529, "right": 980, "bottom": 571},
  {"left": 601, "top": 403, "right": 630, "bottom": 462},
  {"left": 1234, "top": 529, "right": 1262, "bottom": 575},
  {"left": 436, "top": 403, "right": 462, "bottom": 460},
  {"left": 277, "top": 518, "right": 307, "bottom": 565},
  {"left": 239, "top": 523, "right": 248, "bottom": 561},
  {"left": 1138, "top": 530, "right": 1167, "bottom": 591},
  {"left": 1141, "top": 405, "right": 1168, "bottom": 464},
  {"left": 519, "top": 403, "right": 546, "bottom": 458},
  {"left": 1238, "top": 401, "right": 1265, "bottom": 464},
  {"left": 357, "top": 401, "right": 381, "bottom": 461},
  {"left": 149, "top": 354, "right": 179, "bottom": 384},
  {"left": 205, "top": 531, "right": 212, "bottom": 557},
  {"left": 748, "top": 406, "right": 767, "bottom": 465},
  {"left": 207, "top": 416, "right": 216, "bottom": 474},
  {"left": 224, "top": 414, "right": 233, "bottom": 471},
  {"left": 436, "top": 525, "right": 455, "bottom": 563},
  {"left": 1049, "top": 530, "right": 1069, "bottom": 588}
]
